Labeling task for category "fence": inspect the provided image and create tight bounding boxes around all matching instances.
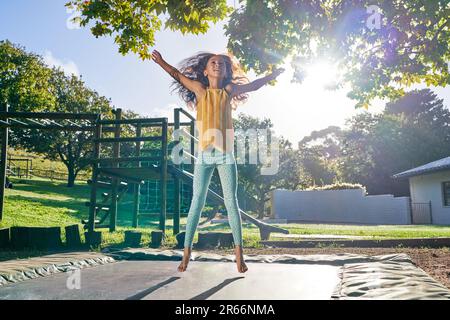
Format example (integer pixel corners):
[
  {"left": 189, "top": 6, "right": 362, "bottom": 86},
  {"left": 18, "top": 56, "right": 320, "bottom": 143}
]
[
  {"left": 411, "top": 202, "right": 432, "bottom": 224},
  {"left": 7, "top": 166, "right": 30, "bottom": 179},
  {"left": 28, "top": 168, "right": 91, "bottom": 182},
  {"left": 271, "top": 188, "right": 412, "bottom": 225},
  {"left": 7, "top": 157, "right": 32, "bottom": 178}
]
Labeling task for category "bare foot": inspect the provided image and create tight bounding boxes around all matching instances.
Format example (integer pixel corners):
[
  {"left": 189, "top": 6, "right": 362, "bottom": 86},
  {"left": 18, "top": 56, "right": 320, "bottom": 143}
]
[
  {"left": 178, "top": 247, "right": 192, "bottom": 272},
  {"left": 235, "top": 245, "right": 248, "bottom": 273}
]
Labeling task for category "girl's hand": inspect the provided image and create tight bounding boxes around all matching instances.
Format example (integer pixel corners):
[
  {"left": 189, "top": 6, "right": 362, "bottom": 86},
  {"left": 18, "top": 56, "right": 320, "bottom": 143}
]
[
  {"left": 269, "top": 67, "right": 285, "bottom": 80},
  {"left": 233, "top": 67, "right": 286, "bottom": 95},
  {"left": 151, "top": 50, "right": 164, "bottom": 65}
]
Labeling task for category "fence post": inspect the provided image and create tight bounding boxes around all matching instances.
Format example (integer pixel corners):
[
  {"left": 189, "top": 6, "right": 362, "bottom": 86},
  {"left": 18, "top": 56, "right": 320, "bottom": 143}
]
[
  {"left": 159, "top": 119, "right": 168, "bottom": 235},
  {"left": 0, "top": 103, "right": 8, "bottom": 221},
  {"left": 429, "top": 201, "right": 433, "bottom": 224},
  {"left": 173, "top": 109, "right": 180, "bottom": 235},
  {"left": 88, "top": 114, "right": 102, "bottom": 233},
  {"left": 109, "top": 108, "right": 121, "bottom": 232},
  {"left": 408, "top": 198, "right": 413, "bottom": 225},
  {"left": 132, "top": 123, "right": 141, "bottom": 228}
]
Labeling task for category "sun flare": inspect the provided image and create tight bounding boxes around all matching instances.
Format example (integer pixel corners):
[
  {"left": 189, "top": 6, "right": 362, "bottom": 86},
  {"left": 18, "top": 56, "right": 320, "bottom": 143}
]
[{"left": 302, "top": 61, "right": 340, "bottom": 89}]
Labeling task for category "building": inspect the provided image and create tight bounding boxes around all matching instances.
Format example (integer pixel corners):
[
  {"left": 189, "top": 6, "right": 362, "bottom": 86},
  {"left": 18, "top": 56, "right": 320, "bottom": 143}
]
[{"left": 393, "top": 156, "right": 450, "bottom": 225}]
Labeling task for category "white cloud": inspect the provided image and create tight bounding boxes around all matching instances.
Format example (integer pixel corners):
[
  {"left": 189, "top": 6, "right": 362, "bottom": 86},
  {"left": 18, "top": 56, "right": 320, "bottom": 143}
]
[{"left": 43, "top": 50, "right": 80, "bottom": 77}]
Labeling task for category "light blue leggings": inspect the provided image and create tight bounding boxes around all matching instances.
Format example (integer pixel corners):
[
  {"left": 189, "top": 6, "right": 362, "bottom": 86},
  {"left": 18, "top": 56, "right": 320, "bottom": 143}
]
[{"left": 184, "top": 147, "right": 244, "bottom": 248}]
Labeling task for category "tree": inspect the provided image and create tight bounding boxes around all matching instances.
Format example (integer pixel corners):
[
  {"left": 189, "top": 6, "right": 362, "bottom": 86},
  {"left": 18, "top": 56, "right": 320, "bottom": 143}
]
[
  {"left": 226, "top": 1, "right": 450, "bottom": 108},
  {"left": 12, "top": 69, "right": 113, "bottom": 187},
  {"left": 380, "top": 89, "right": 450, "bottom": 182},
  {"left": 386, "top": 89, "right": 450, "bottom": 129},
  {"left": 1, "top": 41, "right": 155, "bottom": 187},
  {"left": 338, "top": 113, "right": 378, "bottom": 192},
  {"left": 339, "top": 89, "right": 450, "bottom": 195},
  {"left": 0, "top": 40, "right": 55, "bottom": 111},
  {"left": 65, "top": 0, "right": 232, "bottom": 59},
  {"left": 298, "top": 126, "right": 343, "bottom": 186}
]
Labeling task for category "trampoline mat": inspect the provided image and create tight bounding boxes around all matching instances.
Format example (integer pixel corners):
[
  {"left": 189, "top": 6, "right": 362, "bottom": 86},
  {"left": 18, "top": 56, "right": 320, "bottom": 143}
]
[
  {"left": 0, "top": 260, "right": 339, "bottom": 300},
  {"left": 0, "top": 249, "right": 449, "bottom": 300}
]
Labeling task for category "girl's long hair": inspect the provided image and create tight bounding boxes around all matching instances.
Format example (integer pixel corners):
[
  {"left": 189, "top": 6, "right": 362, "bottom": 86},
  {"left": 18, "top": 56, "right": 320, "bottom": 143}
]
[{"left": 170, "top": 51, "right": 249, "bottom": 111}]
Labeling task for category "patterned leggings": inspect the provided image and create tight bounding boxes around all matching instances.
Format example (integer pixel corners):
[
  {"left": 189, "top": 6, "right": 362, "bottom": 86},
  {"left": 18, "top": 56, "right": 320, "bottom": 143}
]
[{"left": 184, "top": 147, "right": 244, "bottom": 248}]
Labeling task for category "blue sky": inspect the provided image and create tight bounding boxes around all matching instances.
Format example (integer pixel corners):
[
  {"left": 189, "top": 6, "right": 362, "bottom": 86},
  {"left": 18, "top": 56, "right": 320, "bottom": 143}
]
[{"left": 1, "top": 0, "right": 449, "bottom": 145}]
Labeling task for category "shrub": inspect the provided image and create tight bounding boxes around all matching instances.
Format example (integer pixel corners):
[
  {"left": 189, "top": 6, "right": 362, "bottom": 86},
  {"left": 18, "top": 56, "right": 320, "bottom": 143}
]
[{"left": 305, "top": 182, "right": 367, "bottom": 194}]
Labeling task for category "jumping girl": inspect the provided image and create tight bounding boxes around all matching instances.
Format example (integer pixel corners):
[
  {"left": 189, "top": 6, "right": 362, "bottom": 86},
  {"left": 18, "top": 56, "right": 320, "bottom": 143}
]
[{"left": 151, "top": 49, "right": 284, "bottom": 273}]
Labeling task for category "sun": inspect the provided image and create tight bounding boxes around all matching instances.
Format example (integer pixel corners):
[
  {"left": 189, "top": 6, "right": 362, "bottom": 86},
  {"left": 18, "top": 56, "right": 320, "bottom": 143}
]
[
  {"left": 245, "top": 59, "right": 359, "bottom": 144},
  {"left": 302, "top": 60, "right": 340, "bottom": 89}
]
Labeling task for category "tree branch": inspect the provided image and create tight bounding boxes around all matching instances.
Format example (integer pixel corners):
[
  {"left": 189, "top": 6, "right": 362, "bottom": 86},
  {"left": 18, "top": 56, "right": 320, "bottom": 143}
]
[{"left": 432, "top": 18, "right": 450, "bottom": 43}]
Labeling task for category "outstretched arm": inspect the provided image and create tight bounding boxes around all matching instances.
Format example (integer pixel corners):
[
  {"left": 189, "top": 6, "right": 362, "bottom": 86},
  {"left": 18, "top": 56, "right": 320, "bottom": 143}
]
[
  {"left": 151, "top": 50, "right": 204, "bottom": 96},
  {"left": 230, "top": 68, "right": 285, "bottom": 97}
]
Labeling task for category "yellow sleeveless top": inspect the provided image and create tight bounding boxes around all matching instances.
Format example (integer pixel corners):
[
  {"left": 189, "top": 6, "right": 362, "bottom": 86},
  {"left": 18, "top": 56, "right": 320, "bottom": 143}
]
[{"left": 196, "top": 87, "right": 234, "bottom": 153}]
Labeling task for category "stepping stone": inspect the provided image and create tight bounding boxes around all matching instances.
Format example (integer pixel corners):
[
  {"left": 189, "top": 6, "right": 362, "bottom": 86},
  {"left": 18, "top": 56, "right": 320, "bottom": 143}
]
[
  {"left": 175, "top": 232, "right": 185, "bottom": 249},
  {"left": 0, "top": 228, "right": 10, "bottom": 248},
  {"left": 124, "top": 231, "right": 142, "bottom": 248},
  {"left": 150, "top": 231, "right": 164, "bottom": 248},
  {"left": 195, "top": 232, "right": 220, "bottom": 249},
  {"left": 84, "top": 231, "right": 102, "bottom": 248},
  {"left": 195, "top": 232, "right": 234, "bottom": 249},
  {"left": 65, "top": 225, "right": 82, "bottom": 248},
  {"left": 218, "top": 233, "right": 234, "bottom": 248},
  {"left": 10, "top": 227, "right": 62, "bottom": 250}
]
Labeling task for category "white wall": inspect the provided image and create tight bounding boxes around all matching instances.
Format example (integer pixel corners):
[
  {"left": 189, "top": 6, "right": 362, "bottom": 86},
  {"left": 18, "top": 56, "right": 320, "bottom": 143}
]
[
  {"left": 270, "top": 189, "right": 411, "bottom": 225},
  {"left": 409, "top": 170, "right": 450, "bottom": 225}
]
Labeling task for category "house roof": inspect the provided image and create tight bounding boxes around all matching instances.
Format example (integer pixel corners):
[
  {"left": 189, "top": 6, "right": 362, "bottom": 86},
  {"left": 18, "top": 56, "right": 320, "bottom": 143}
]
[{"left": 392, "top": 156, "right": 450, "bottom": 179}]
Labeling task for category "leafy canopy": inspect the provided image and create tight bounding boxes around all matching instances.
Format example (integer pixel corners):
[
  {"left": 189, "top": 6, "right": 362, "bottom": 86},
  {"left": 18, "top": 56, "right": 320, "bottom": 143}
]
[
  {"left": 226, "top": 0, "right": 450, "bottom": 108},
  {"left": 0, "top": 40, "right": 55, "bottom": 111},
  {"left": 65, "top": 0, "right": 232, "bottom": 59},
  {"left": 66, "top": 0, "right": 450, "bottom": 108}
]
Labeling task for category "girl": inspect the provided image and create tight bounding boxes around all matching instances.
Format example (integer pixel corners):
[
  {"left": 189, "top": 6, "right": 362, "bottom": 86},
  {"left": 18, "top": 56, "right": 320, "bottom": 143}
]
[{"left": 151, "top": 49, "right": 284, "bottom": 273}]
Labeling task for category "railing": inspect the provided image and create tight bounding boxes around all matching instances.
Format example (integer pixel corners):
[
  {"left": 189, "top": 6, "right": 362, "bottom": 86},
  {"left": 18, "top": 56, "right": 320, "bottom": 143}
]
[{"left": 174, "top": 107, "right": 196, "bottom": 160}]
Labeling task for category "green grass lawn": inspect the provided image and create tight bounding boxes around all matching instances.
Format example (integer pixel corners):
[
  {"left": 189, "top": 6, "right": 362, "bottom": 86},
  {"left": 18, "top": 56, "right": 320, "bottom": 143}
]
[
  {"left": 1, "top": 176, "right": 178, "bottom": 248},
  {"left": 1, "top": 177, "right": 450, "bottom": 253},
  {"left": 280, "top": 223, "right": 450, "bottom": 239},
  {"left": 0, "top": 176, "right": 260, "bottom": 249}
]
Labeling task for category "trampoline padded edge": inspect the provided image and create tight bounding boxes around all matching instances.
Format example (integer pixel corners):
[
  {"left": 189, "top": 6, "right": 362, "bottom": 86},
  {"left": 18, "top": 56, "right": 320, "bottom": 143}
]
[{"left": 0, "top": 254, "right": 115, "bottom": 287}]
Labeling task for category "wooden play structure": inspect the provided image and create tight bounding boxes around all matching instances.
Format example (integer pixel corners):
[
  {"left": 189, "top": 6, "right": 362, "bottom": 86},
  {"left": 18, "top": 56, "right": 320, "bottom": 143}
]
[
  {"left": 0, "top": 104, "right": 288, "bottom": 245},
  {"left": 7, "top": 157, "right": 32, "bottom": 179}
]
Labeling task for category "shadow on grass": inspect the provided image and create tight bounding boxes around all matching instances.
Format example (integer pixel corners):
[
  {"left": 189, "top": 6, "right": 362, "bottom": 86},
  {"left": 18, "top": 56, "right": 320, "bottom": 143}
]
[
  {"left": 198, "top": 222, "right": 258, "bottom": 231},
  {"left": 5, "top": 193, "right": 177, "bottom": 230},
  {"left": 6, "top": 178, "right": 261, "bottom": 232},
  {"left": 9, "top": 178, "right": 89, "bottom": 197},
  {"left": 6, "top": 194, "right": 87, "bottom": 220}
]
